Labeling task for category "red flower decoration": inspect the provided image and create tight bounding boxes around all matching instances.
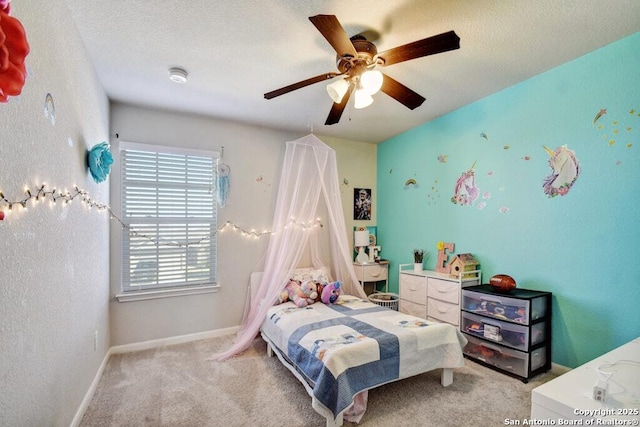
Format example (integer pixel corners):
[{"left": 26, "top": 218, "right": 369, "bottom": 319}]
[{"left": 0, "top": 6, "right": 30, "bottom": 102}]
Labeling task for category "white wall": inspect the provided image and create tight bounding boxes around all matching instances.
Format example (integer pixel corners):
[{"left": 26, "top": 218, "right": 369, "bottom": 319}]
[
  {"left": 109, "top": 103, "right": 377, "bottom": 346},
  {"left": 0, "top": 1, "right": 110, "bottom": 425},
  {"left": 0, "top": 4, "right": 377, "bottom": 423},
  {"left": 322, "top": 135, "right": 378, "bottom": 239}
]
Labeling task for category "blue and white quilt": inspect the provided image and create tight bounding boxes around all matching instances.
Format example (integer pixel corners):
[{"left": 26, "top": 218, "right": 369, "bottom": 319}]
[{"left": 261, "top": 295, "right": 468, "bottom": 421}]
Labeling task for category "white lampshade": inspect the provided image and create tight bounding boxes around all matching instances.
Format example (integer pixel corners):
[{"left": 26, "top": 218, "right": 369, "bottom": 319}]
[
  {"left": 354, "top": 230, "right": 370, "bottom": 264},
  {"left": 326, "top": 77, "right": 350, "bottom": 103},
  {"left": 360, "top": 70, "right": 383, "bottom": 95},
  {"left": 354, "top": 230, "right": 370, "bottom": 247},
  {"left": 354, "top": 89, "right": 373, "bottom": 109}
]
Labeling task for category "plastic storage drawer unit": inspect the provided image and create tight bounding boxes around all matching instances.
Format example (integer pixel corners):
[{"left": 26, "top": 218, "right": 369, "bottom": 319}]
[
  {"left": 460, "top": 284, "right": 552, "bottom": 382},
  {"left": 464, "top": 334, "right": 547, "bottom": 378}
]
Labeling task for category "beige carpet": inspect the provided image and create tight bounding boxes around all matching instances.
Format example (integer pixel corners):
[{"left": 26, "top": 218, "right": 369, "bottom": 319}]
[{"left": 80, "top": 335, "right": 557, "bottom": 427}]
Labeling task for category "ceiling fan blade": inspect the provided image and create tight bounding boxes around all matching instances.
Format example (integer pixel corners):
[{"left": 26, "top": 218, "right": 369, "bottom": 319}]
[
  {"left": 377, "top": 30, "right": 460, "bottom": 66},
  {"left": 325, "top": 87, "right": 352, "bottom": 125},
  {"left": 380, "top": 73, "right": 426, "bottom": 110},
  {"left": 264, "top": 72, "right": 339, "bottom": 99},
  {"left": 309, "top": 15, "right": 358, "bottom": 59}
]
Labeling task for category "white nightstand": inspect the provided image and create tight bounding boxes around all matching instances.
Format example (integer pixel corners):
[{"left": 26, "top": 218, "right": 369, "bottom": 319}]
[{"left": 353, "top": 262, "right": 389, "bottom": 295}]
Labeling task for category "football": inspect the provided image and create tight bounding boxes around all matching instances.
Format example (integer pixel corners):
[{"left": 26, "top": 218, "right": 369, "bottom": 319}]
[{"left": 489, "top": 274, "right": 516, "bottom": 293}]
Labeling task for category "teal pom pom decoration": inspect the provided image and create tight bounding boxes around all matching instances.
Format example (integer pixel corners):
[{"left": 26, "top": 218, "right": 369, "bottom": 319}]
[{"left": 87, "top": 142, "right": 114, "bottom": 183}]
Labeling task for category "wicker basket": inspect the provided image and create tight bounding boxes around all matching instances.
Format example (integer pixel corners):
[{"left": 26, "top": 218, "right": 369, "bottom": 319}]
[{"left": 368, "top": 292, "right": 399, "bottom": 311}]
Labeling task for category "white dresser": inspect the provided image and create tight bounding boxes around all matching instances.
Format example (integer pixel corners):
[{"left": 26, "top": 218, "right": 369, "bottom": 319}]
[{"left": 398, "top": 264, "right": 481, "bottom": 326}]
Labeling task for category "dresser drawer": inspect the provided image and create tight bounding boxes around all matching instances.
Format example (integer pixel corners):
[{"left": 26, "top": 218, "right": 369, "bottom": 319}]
[
  {"left": 461, "top": 311, "right": 546, "bottom": 351},
  {"left": 427, "top": 298, "right": 460, "bottom": 325},
  {"left": 462, "top": 289, "right": 548, "bottom": 325},
  {"left": 359, "top": 264, "right": 388, "bottom": 281},
  {"left": 427, "top": 278, "right": 459, "bottom": 304},
  {"left": 399, "top": 299, "right": 427, "bottom": 319},
  {"left": 463, "top": 334, "right": 547, "bottom": 378},
  {"left": 399, "top": 274, "right": 427, "bottom": 301}
]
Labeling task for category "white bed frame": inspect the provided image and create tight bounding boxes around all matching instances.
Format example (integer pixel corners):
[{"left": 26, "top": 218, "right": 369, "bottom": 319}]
[{"left": 262, "top": 332, "right": 454, "bottom": 427}]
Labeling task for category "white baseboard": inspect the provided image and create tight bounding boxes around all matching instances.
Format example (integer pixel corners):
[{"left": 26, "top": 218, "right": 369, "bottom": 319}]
[
  {"left": 550, "top": 362, "right": 572, "bottom": 376},
  {"left": 70, "top": 349, "right": 112, "bottom": 427},
  {"left": 110, "top": 326, "right": 240, "bottom": 354},
  {"left": 71, "top": 327, "right": 239, "bottom": 426}
]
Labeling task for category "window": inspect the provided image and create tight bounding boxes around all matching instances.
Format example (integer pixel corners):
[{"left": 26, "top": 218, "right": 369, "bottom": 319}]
[{"left": 119, "top": 142, "right": 218, "bottom": 294}]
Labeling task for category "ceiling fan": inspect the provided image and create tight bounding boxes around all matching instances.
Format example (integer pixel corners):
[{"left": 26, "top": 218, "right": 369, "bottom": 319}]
[{"left": 264, "top": 15, "right": 460, "bottom": 125}]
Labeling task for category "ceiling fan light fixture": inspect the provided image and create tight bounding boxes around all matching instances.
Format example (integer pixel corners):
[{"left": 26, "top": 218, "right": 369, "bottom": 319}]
[
  {"left": 360, "top": 70, "right": 383, "bottom": 95},
  {"left": 326, "top": 77, "right": 350, "bottom": 103},
  {"left": 354, "top": 88, "right": 373, "bottom": 109},
  {"left": 168, "top": 67, "right": 188, "bottom": 84},
  {"left": 264, "top": 15, "right": 460, "bottom": 125}
]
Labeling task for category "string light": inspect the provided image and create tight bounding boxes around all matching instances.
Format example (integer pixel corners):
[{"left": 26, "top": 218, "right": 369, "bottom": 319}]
[{"left": 0, "top": 183, "right": 323, "bottom": 247}]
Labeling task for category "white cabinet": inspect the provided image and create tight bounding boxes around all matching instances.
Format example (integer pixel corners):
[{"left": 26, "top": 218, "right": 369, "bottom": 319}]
[
  {"left": 354, "top": 262, "right": 388, "bottom": 295},
  {"left": 398, "top": 265, "right": 481, "bottom": 326},
  {"left": 532, "top": 337, "right": 640, "bottom": 422}
]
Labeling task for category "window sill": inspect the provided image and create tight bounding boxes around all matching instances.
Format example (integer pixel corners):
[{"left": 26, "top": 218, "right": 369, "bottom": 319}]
[{"left": 115, "top": 284, "right": 220, "bottom": 302}]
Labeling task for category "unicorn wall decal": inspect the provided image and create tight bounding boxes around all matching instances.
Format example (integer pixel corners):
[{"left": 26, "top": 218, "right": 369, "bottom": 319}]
[
  {"left": 542, "top": 145, "right": 581, "bottom": 197},
  {"left": 451, "top": 161, "right": 479, "bottom": 206}
]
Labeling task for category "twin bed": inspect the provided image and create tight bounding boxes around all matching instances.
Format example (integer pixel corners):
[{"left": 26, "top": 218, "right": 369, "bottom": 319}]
[{"left": 257, "top": 274, "right": 468, "bottom": 427}]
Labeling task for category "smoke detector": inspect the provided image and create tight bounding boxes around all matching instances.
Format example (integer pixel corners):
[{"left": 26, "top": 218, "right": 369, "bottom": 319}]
[{"left": 168, "top": 67, "right": 188, "bottom": 84}]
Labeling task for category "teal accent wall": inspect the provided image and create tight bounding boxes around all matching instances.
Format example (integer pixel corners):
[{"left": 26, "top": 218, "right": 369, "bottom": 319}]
[{"left": 377, "top": 32, "right": 640, "bottom": 368}]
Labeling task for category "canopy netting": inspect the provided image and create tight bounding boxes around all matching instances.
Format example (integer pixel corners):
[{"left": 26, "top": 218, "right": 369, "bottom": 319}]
[{"left": 215, "top": 134, "right": 367, "bottom": 360}]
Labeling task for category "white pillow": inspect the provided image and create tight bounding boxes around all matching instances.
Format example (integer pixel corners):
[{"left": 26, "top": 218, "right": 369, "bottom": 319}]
[{"left": 290, "top": 266, "right": 331, "bottom": 284}]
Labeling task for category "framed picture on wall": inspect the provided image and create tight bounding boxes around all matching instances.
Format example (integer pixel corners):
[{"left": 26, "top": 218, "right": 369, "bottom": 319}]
[{"left": 354, "top": 188, "right": 372, "bottom": 220}]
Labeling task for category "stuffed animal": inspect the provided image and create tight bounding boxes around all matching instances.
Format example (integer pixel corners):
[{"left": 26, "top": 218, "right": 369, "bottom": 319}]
[
  {"left": 321, "top": 281, "right": 341, "bottom": 304},
  {"left": 277, "top": 280, "right": 292, "bottom": 305},
  {"left": 277, "top": 280, "right": 303, "bottom": 307},
  {"left": 300, "top": 280, "right": 318, "bottom": 306},
  {"left": 277, "top": 288, "right": 289, "bottom": 305},
  {"left": 314, "top": 279, "right": 333, "bottom": 303},
  {"left": 314, "top": 283, "right": 325, "bottom": 303}
]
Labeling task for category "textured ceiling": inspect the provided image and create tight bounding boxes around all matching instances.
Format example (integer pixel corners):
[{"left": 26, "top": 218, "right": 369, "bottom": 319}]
[{"left": 64, "top": 0, "right": 640, "bottom": 143}]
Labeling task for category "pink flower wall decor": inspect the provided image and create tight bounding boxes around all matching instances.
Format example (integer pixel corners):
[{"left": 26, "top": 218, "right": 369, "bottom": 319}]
[{"left": 0, "top": 4, "right": 30, "bottom": 102}]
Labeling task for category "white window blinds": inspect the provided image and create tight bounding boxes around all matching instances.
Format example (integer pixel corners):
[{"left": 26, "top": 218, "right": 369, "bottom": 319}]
[{"left": 120, "top": 143, "right": 217, "bottom": 292}]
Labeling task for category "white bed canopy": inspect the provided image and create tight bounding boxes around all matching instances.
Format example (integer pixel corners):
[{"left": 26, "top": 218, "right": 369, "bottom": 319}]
[{"left": 216, "top": 134, "right": 367, "bottom": 360}]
